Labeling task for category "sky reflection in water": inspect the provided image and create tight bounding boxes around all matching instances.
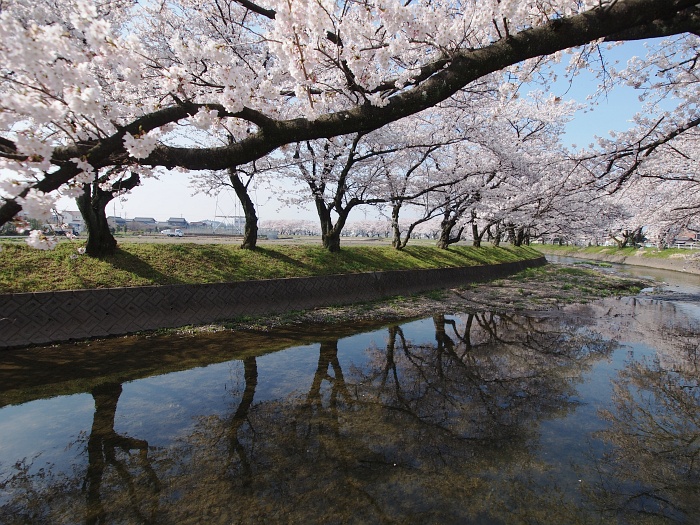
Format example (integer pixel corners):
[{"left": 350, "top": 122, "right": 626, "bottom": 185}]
[{"left": 1, "top": 290, "right": 698, "bottom": 524}]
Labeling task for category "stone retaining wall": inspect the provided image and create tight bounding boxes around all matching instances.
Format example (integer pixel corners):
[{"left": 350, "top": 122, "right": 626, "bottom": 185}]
[{"left": 0, "top": 257, "right": 545, "bottom": 349}]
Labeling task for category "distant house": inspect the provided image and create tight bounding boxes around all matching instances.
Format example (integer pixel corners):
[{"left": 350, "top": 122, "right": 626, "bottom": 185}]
[
  {"left": 131, "top": 217, "right": 158, "bottom": 232},
  {"left": 167, "top": 217, "right": 189, "bottom": 228},
  {"left": 132, "top": 217, "right": 157, "bottom": 225},
  {"left": 107, "top": 216, "right": 127, "bottom": 228},
  {"left": 51, "top": 210, "right": 85, "bottom": 233},
  {"left": 673, "top": 228, "right": 699, "bottom": 247}
]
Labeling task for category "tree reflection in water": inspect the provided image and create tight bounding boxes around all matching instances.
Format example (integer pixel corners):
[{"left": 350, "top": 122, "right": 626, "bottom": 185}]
[
  {"left": 587, "top": 327, "right": 700, "bottom": 524},
  {"left": 153, "top": 311, "right": 618, "bottom": 524},
  {"left": 1, "top": 383, "right": 160, "bottom": 525},
  {"left": 1, "top": 304, "right": 699, "bottom": 524},
  {"left": 84, "top": 383, "right": 160, "bottom": 524}
]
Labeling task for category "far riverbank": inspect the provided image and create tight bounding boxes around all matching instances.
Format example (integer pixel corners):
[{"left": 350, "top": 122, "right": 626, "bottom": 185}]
[{"left": 533, "top": 245, "right": 700, "bottom": 275}]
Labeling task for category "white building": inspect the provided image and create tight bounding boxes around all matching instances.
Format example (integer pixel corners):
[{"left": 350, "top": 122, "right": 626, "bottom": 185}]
[{"left": 51, "top": 210, "right": 85, "bottom": 233}]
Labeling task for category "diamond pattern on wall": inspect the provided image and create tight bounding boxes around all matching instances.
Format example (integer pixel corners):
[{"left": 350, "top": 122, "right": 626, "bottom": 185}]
[{"left": 0, "top": 258, "right": 545, "bottom": 348}]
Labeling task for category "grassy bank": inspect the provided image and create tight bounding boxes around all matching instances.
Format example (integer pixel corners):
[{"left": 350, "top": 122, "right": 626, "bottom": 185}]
[
  {"left": 532, "top": 243, "right": 698, "bottom": 259},
  {"left": 0, "top": 242, "right": 541, "bottom": 293}
]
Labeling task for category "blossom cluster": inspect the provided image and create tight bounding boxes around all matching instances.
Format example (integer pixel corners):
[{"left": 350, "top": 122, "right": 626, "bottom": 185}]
[{"left": 0, "top": 0, "right": 697, "bottom": 252}]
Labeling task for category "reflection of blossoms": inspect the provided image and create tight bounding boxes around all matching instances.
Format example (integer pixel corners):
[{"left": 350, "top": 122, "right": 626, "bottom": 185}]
[
  {"left": 26, "top": 230, "right": 58, "bottom": 250},
  {"left": 589, "top": 351, "right": 700, "bottom": 523}
]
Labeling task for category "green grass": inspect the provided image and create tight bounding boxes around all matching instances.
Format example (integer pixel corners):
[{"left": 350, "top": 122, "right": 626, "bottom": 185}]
[
  {"left": 533, "top": 243, "right": 696, "bottom": 259},
  {"left": 0, "top": 242, "right": 542, "bottom": 293}
]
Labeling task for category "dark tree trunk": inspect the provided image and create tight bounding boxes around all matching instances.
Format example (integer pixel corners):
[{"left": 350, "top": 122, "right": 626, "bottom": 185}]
[
  {"left": 437, "top": 213, "right": 464, "bottom": 249},
  {"left": 313, "top": 194, "right": 353, "bottom": 253},
  {"left": 76, "top": 172, "right": 139, "bottom": 257},
  {"left": 391, "top": 200, "right": 432, "bottom": 250},
  {"left": 76, "top": 186, "right": 117, "bottom": 257},
  {"left": 228, "top": 170, "right": 258, "bottom": 250},
  {"left": 322, "top": 230, "right": 341, "bottom": 252},
  {"left": 391, "top": 202, "right": 403, "bottom": 249},
  {"left": 437, "top": 227, "right": 464, "bottom": 249},
  {"left": 472, "top": 222, "right": 481, "bottom": 248},
  {"left": 493, "top": 222, "right": 502, "bottom": 247},
  {"left": 506, "top": 223, "right": 517, "bottom": 245},
  {"left": 509, "top": 226, "right": 526, "bottom": 246}
]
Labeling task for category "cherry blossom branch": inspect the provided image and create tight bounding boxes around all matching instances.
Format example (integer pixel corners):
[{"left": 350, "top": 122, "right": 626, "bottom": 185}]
[
  {"left": 232, "top": 0, "right": 276, "bottom": 20},
  {"left": 604, "top": 5, "right": 700, "bottom": 40},
  {"left": 144, "top": 0, "right": 700, "bottom": 171},
  {"left": 2, "top": 0, "right": 698, "bottom": 227},
  {"left": 598, "top": 115, "right": 700, "bottom": 191}
]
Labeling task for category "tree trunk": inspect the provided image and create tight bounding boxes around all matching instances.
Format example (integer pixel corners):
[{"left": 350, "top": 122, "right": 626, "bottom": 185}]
[
  {"left": 510, "top": 226, "right": 526, "bottom": 246},
  {"left": 313, "top": 194, "right": 354, "bottom": 252},
  {"left": 391, "top": 202, "right": 403, "bottom": 250},
  {"left": 506, "top": 223, "right": 517, "bottom": 245},
  {"left": 493, "top": 222, "right": 502, "bottom": 247},
  {"left": 471, "top": 220, "right": 489, "bottom": 248},
  {"left": 322, "top": 230, "right": 342, "bottom": 252},
  {"left": 228, "top": 171, "right": 258, "bottom": 250},
  {"left": 77, "top": 186, "right": 118, "bottom": 257},
  {"left": 436, "top": 217, "right": 463, "bottom": 249},
  {"left": 76, "top": 172, "right": 140, "bottom": 258}
]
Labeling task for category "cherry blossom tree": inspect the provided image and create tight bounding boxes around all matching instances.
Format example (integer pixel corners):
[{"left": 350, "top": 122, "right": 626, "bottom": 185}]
[
  {"left": 260, "top": 218, "right": 320, "bottom": 236},
  {"left": 1, "top": 0, "right": 699, "bottom": 254},
  {"left": 76, "top": 169, "right": 140, "bottom": 256},
  {"left": 191, "top": 162, "right": 262, "bottom": 250}
]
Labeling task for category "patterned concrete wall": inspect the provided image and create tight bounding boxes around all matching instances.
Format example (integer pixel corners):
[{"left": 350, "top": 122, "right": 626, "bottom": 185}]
[{"left": 0, "top": 257, "right": 545, "bottom": 348}]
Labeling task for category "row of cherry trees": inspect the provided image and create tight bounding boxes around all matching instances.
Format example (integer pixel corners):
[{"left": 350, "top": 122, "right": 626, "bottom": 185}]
[{"left": 0, "top": 0, "right": 698, "bottom": 255}]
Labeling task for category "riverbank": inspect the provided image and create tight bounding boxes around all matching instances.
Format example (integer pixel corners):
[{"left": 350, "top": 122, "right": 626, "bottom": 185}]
[
  {"left": 0, "top": 262, "right": 649, "bottom": 406},
  {"left": 2, "top": 257, "right": 550, "bottom": 348},
  {"left": 533, "top": 245, "right": 700, "bottom": 275},
  {"left": 179, "top": 262, "right": 650, "bottom": 334},
  {"left": 0, "top": 242, "right": 539, "bottom": 293}
]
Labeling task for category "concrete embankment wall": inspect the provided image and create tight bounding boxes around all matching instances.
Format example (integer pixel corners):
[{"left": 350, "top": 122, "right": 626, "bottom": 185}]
[{"left": 0, "top": 257, "right": 546, "bottom": 349}]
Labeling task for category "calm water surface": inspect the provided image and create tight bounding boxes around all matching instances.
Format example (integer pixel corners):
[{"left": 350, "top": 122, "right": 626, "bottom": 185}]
[{"left": 1, "top": 264, "right": 698, "bottom": 524}]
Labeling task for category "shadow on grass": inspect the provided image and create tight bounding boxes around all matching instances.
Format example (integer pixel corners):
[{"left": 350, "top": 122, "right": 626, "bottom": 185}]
[
  {"left": 105, "top": 248, "right": 185, "bottom": 285},
  {"left": 255, "top": 247, "right": 313, "bottom": 272}
]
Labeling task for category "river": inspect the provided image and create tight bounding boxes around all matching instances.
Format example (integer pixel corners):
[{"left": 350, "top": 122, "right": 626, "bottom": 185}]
[{"left": 0, "top": 260, "right": 698, "bottom": 524}]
